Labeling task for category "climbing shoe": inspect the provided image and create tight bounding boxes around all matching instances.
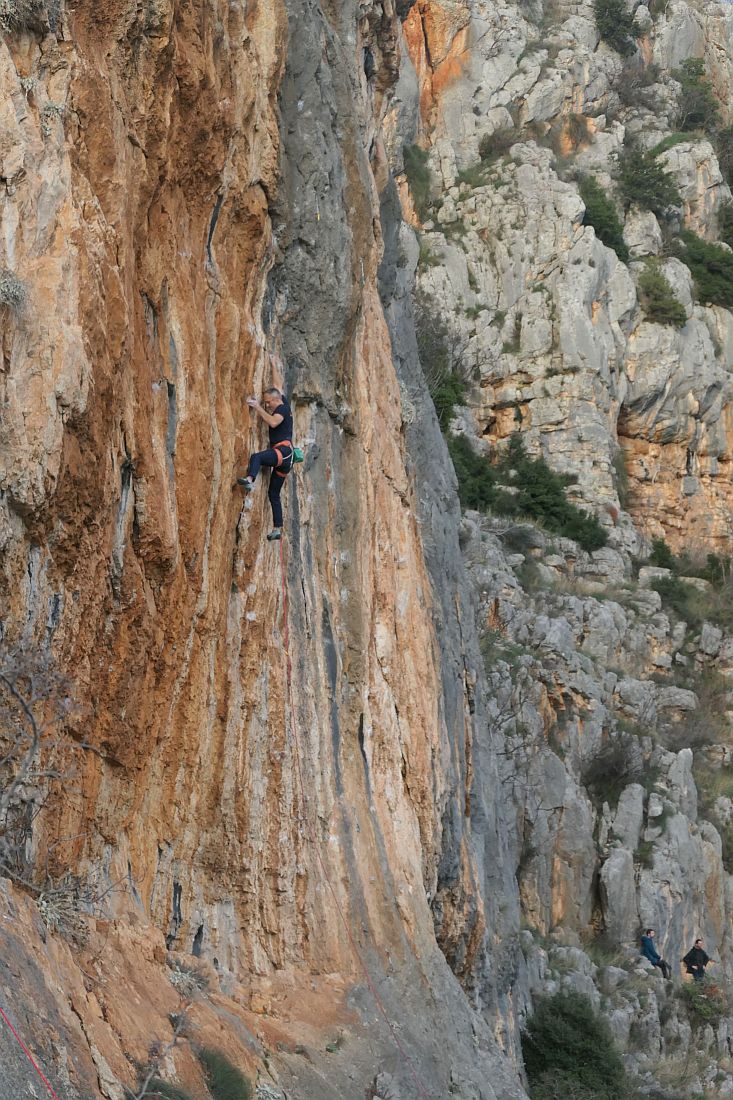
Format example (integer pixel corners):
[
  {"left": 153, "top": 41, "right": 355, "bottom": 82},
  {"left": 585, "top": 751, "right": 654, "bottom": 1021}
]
[
  {"left": 237, "top": 477, "right": 255, "bottom": 492},
  {"left": 266, "top": 529, "right": 282, "bottom": 541}
]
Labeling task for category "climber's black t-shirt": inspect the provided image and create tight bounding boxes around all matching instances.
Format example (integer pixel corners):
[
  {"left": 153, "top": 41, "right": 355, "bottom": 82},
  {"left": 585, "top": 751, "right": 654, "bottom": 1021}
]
[{"left": 269, "top": 398, "right": 293, "bottom": 447}]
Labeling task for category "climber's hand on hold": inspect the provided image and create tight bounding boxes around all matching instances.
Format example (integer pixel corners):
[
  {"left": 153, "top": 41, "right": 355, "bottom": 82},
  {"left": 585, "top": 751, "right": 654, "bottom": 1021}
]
[{"left": 246, "top": 397, "right": 259, "bottom": 409}]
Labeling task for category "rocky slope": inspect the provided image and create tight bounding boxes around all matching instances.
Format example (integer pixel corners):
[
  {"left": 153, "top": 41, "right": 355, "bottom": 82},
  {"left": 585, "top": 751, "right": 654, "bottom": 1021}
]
[{"left": 2, "top": 0, "right": 733, "bottom": 1098}]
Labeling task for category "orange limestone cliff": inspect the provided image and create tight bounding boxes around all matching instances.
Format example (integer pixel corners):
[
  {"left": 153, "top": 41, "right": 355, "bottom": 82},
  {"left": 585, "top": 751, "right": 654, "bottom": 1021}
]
[{"left": 0, "top": 1, "right": 527, "bottom": 1098}]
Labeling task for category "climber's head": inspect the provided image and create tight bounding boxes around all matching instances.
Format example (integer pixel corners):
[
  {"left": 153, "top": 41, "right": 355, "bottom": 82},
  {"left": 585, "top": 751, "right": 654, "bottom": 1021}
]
[{"left": 262, "top": 387, "right": 282, "bottom": 413}]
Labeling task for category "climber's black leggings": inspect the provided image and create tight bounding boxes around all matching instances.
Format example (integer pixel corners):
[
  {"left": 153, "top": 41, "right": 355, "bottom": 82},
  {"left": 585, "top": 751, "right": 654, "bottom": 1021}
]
[{"left": 247, "top": 447, "right": 290, "bottom": 528}]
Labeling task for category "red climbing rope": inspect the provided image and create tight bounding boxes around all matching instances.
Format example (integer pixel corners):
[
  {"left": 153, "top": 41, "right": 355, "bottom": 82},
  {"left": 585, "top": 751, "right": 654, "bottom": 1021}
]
[
  {"left": 277, "top": 538, "right": 433, "bottom": 1100},
  {"left": 0, "top": 1004, "right": 62, "bottom": 1100}
]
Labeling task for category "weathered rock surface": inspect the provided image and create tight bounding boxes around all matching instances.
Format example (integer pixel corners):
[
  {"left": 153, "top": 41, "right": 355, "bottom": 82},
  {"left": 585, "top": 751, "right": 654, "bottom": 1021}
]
[
  {"left": 399, "top": 0, "right": 733, "bottom": 553},
  {"left": 0, "top": 0, "right": 528, "bottom": 1097},
  {"left": 3, "top": 0, "right": 733, "bottom": 1096}
]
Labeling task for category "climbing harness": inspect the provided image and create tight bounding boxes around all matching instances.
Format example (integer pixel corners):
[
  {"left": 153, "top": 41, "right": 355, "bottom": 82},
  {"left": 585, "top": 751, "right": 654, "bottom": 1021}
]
[
  {"left": 277, "top": 538, "right": 433, "bottom": 1100},
  {"left": 272, "top": 440, "right": 294, "bottom": 479},
  {"left": 0, "top": 1003, "right": 61, "bottom": 1099},
  {"left": 271, "top": 442, "right": 304, "bottom": 479}
]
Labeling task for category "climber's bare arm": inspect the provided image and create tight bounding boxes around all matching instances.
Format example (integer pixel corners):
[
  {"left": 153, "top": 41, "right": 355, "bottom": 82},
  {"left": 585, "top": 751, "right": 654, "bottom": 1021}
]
[
  {"left": 271, "top": 360, "right": 284, "bottom": 394},
  {"left": 246, "top": 397, "right": 284, "bottom": 428}
]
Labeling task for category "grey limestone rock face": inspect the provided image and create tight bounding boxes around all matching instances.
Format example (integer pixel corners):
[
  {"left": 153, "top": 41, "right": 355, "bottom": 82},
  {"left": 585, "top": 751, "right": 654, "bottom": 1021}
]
[
  {"left": 600, "top": 848, "right": 638, "bottom": 942},
  {"left": 394, "top": 0, "right": 733, "bottom": 552},
  {"left": 623, "top": 208, "right": 663, "bottom": 258},
  {"left": 612, "top": 783, "right": 646, "bottom": 851}
]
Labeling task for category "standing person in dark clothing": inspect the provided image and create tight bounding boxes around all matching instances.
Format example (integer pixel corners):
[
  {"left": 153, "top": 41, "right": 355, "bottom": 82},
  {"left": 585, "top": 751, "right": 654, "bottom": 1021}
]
[
  {"left": 238, "top": 365, "right": 294, "bottom": 542},
  {"left": 683, "top": 938, "right": 713, "bottom": 982},
  {"left": 640, "top": 929, "right": 672, "bottom": 979}
]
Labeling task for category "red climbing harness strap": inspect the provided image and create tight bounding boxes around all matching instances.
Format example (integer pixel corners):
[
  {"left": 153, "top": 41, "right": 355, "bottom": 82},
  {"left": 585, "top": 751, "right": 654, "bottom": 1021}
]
[
  {"left": 0, "top": 1004, "right": 61, "bottom": 1100},
  {"left": 273, "top": 440, "right": 293, "bottom": 479},
  {"left": 277, "top": 538, "right": 433, "bottom": 1100}
]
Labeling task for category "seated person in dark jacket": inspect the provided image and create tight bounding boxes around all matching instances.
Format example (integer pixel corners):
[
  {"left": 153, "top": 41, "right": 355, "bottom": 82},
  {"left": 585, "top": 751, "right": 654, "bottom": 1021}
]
[
  {"left": 640, "top": 928, "right": 672, "bottom": 979},
  {"left": 683, "top": 938, "right": 712, "bottom": 982}
]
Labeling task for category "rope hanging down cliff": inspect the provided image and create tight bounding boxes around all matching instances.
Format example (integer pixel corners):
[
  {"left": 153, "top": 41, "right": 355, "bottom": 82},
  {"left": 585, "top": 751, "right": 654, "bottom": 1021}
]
[
  {"left": 0, "top": 1003, "right": 62, "bottom": 1099},
  {"left": 277, "top": 538, "right": 433, "bottom": 1100}
]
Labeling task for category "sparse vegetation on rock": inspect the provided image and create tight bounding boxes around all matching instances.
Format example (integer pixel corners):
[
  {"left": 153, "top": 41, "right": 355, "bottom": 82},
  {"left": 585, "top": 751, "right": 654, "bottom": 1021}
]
[
  {"left": 448, "top": 434, "right": 608, "bottom": 552},
  {"left": 678, "top": 981, "right": 730, "bottom": 1027},
  {"left": 0, "top": 268, "right": 26, "bottom": 311},
  {"left": 581, "top": 732, "right": 642, "bottom": 808},
  {"left": 580, "top": 176, "right": 629, "bottom": 262},
  {"left": 478, "top": 127, "right": 515, "bottom": 163},
  {"left": 717, "top": 127, "right": 733, "bottom": 188},
  {"left": 197, "top": 1048, "right": 253, "bottom": 1100},
  {"left": 523, "top": 990, "right": 627, "bottom": 1099},
  {"left": 637, "top": 264, "right": 687, "bottom": 328},
  {"left": 414, "top": 289, "right": 466, "bottom": 430},
  {"left": 0, "top": 0, "right": 43, "bottom": 33},
  {"left": 674, "top": 58, "right": 720, "bottom": 133},
  {"left": 618, "top": 148, "right": 681, "bottom": 215},
  {"left": 403, "top": 144, "right": 432, "bottom": 221},
  {"left": 593, "top": 0, "right": 637, "bottom": 56},
  {"left": 673, "top": 231, "right": 733, "bottom": 308},
  {"left": 719, "top": 199, "right": 733, "bottom": 249}
]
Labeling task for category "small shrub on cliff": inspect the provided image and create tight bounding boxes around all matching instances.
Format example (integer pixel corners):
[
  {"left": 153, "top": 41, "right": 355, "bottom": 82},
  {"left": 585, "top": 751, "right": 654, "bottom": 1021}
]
[
  {"left": 672, "top": 230, "right": 733, "bottom": 308},
  {"left": 566, "top": 112, "right": 592, "bottom": 148},
  {"left": 413, "top": 290, "right": 466, "bottom": 430},
  {"left": 679, "top": 980, "right": 730, "bottom": 1027},
  {"left": 651, "top": 575, "right": 702, "bottom": 627},
  {"left": 447, "top": 434, "right": 608, "bottom": 553},
  {"left": 618, "top": 148, "right": 681, "bottom": 215},
  {"left": 593, "top": 0, "right": 636, "bottom": 56},
  {"left": 649, "top": 537, "right": 676, "bottom": 569},
  {"left": 0, "top": 268, "right": 26, "bottom": 311},
  {"left": 503, "top": 436, "right": 607, "bottom": 551},
  {"left": 0, "top": 0, "right": 44, "bottom": 32},
  {"left": 717, "top": 128, "right": 733, "bottom": 188},
  {"left": 197, "top": 1048, "right": 253, "bottom": 1100},
  {"left": 418, "top": 237, "right": 441, "bottom": 268},
  {"left": 456, "top": 162, "right": 489, "bottom": 189},
  {"left": 648, "top": 540, "right": 732, "bottom": 588},
  {"left": 479, "top": 127, "right": 515, "bottom": 163},
  {"left": 634, "top": 838, "right": 655, "bottom": 868},
  {"left": 612, "top": 449, "right": 630, "bottom": 508},
  {"left": 718, "top": 200, "right": 733, "bottom": 249},
  {"left": 447, "top": 435, "right": 504, "bottom": 512},
  {"left": 403, "top": 144, "right": 431, "bottom": 221},
  {"left": 674, "top": 58, "right": 720, "bottom": 133},
  {"left": 650, "top": 131, "right": 702, "bottom": 156},
  {"left": 670, "top": 668, "right": 732, "bottom": 755},
  {"left": 650, "top": 574, "right": 733, "bottom": 633},
  {"left": 698, "top": 553, "right": 733, "bottom": 587},
  {"left": 579, "top": 176, "right": 629, "bottom": 262},
  {"left": 581, "top": 732, "right": 642, "bottom": 808},
  {"left": 637, "top": 264, "right": 687, "bottom": 328},
  {"left": 617, "top": 58, "right": 660, "bottom": 110},
  {"left": 522, "top": 990, "right": 627, "bottom": 1100}
]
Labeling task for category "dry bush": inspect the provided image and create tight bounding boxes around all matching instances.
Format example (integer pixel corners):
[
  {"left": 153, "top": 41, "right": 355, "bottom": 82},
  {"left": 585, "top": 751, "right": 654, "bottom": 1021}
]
[
  {"left": 0, "top": 268, "right": 26, "bottom": 311},
  {"left": 0, "top": 0, "right": 45, "bottom": 33},
  {"left": 0, "top": 647, "right": 100, "bottom": 920}
]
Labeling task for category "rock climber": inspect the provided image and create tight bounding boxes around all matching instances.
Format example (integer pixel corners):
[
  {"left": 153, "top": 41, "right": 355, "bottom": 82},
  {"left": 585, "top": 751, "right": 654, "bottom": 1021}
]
[
  {"left": 683, "top": 938, "right": 712, "bottom": 982},
  {"left": 237, "top": 364, "right": 293, "bottom": 542},
  {"left": 640, "top": 928, "right": 672, "bottom": 980}
]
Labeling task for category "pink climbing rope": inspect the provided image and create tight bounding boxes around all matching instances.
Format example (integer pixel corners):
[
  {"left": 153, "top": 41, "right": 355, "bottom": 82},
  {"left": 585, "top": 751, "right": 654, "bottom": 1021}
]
[{"left": 0, "top": 1003, "right": 62, "bottom": 1099}]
